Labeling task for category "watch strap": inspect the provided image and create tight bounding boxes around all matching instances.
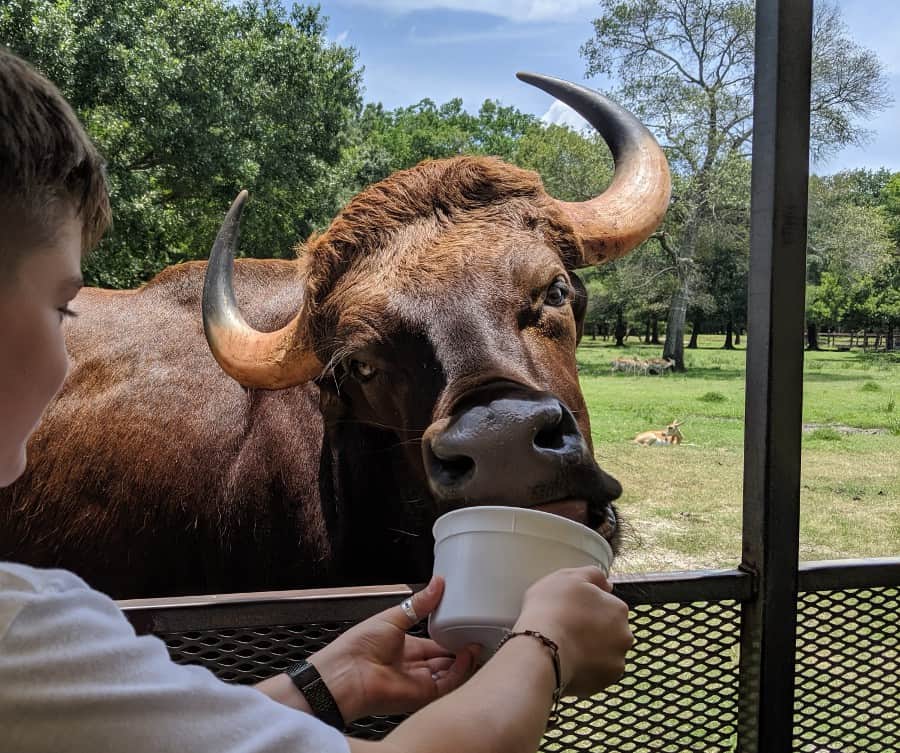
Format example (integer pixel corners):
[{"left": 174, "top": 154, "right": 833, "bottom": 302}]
[{"left": 286, "top": 660, "right": 346, "bottom": 730}]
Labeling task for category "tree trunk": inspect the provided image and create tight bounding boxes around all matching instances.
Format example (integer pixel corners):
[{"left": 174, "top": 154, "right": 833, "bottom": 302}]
[
  {"left": 735, "top": 328, "right": 741, "bottom": 345},
  {"left": 687, "top": 319, "right": 700, "bottom": 349},
  {"left": 651, "top": 318, "right": 661, "bottom": 344},
  {"left": 722, "top": 319, "right": 735, "bottom": 349},
  {"left": 888, "top": 325, "right": 895, "bottom": 351},
  {"left": 806, "top": 322, "right": 820, "bottom": 351},
  {"left": 644, "top": 319, "right": 651, "bottom": 344},
  {"left": 591, "top": 323, "right": 597, "bottom": 340},
  {"left": 663, "top": 278, "right": 689, "bottom": 370},
  {"left": 614, "top": 312, "right": 626, "bottom": 347}
]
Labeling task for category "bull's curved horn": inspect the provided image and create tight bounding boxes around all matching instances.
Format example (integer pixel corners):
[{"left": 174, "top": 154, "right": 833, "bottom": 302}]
[
  {"left": 202, "top": 191, "right": 323, "bottom": 389},
  {"left": 517, "top": 72, "right": 671, "bottom": 266}
]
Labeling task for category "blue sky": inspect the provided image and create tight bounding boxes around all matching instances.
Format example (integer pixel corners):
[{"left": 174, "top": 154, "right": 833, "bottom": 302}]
[{"left": 315, "top": 0, "right": 900, "bottom": 175}]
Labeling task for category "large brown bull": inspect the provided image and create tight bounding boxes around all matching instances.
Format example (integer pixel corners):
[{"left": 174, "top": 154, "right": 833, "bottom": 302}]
[{"left": 0, "top": 74, "right": 669, "bottom": 599}]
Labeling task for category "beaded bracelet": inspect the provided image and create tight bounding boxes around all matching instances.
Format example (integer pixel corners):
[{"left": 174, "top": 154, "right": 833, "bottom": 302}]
[{"left": 494, "top": 629, "right": 563, "bottom": 727}]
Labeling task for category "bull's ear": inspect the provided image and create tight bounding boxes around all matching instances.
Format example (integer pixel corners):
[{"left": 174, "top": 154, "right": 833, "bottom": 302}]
[{"left": 570, "top": 271, "right": 588, "bottom": 345}]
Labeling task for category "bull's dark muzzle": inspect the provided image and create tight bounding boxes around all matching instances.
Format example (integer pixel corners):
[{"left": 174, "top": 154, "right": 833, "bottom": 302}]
[{"left": 422, "top": 389, "right": 621, "bottom": 540}]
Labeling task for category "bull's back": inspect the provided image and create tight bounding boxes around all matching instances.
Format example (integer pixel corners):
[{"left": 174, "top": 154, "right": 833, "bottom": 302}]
[{"left": 0, "top": 260, "right": 333, "bottom": 598}]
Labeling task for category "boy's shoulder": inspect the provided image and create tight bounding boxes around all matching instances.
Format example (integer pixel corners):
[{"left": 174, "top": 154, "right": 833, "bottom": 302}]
[
  {"left": 0, "top": 561, "right": 88, "bottom": 596},
  {"left": 0, "top": 561, "right": 93, "bottom": 642}
]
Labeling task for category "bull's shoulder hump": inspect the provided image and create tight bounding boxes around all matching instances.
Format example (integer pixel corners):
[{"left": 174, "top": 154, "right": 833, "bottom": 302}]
[
  {"left": 142, "top": 258, "right": 302, "bottom": 292},
  {"left": 77, "top": 259, "right": 303, "bottom": 313}
]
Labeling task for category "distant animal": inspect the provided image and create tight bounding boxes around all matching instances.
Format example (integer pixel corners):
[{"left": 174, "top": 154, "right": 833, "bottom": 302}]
[
  {"left": 0, "top": 73, "right": 670, "bottom": 598},
  {"left": 634, "top": 420, "right": 685, "bottom": 446},
  {"left": 612, "top": 356, "right": 674, "bottom": 376},
  {"left": 611, "top": 357, "right": 642, "bottom": 375},
  {"left": 645, "top": 357, "right": 675, "bottom": 375}
]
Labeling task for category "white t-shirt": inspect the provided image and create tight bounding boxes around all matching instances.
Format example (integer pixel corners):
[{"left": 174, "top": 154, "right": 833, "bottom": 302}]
[{"left": 0, "top": 562, "right": 351, "bottom": 753}]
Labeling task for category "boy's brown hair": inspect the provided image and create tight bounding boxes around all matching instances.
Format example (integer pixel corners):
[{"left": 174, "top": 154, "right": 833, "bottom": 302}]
[{"left": 0, "top": 47, "right": 110, "bottom": 257}]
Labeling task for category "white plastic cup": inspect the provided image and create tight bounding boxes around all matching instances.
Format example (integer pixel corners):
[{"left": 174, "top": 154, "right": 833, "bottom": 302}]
[{"left": 428, "top": 505, "right": 613, "bottom": 654}]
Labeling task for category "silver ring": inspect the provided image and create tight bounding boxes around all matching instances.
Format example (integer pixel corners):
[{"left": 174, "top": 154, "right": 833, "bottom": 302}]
[{"left": 400, "top": 597, "right": 420, "bottom": 623}]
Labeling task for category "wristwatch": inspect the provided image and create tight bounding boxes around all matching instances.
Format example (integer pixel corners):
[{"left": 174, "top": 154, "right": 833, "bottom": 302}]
[{"left": 286, "top": 660, "right": 346, "bottom": 730}]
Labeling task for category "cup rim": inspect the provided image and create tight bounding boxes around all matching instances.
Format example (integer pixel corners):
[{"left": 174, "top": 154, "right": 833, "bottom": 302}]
[{"left": 432, "top": 505, "right": 613, "bottom": 571}]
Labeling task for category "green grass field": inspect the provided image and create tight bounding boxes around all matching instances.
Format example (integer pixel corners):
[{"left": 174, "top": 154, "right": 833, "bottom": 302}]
[{"left": 578, "top": 335, "right": 900, "bottom": 573}]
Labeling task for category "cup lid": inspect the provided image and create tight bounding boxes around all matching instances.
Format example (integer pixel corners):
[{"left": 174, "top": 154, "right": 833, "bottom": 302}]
[{"left": 433, "top": 505, "right": 613, "bottom": 571}]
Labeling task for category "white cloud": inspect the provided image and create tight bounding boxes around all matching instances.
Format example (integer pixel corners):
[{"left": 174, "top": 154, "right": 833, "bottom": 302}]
[
  {"left": 540, "top": 100, "right": 590, "bottom": 131},
  {"left": 334, "top": 30, "right": 350, "bottom": 44},
  {"left": 336, "top": 0, "right": 597, "bottom": 22}
]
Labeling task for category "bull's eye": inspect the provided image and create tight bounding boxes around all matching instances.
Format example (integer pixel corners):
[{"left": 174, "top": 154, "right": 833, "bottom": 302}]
[
  {"left": 350, "top": 359, "right": 377, "bottom": 382},
  {"left": 545, "top": 278, "right": 570, "bottom": 308}
]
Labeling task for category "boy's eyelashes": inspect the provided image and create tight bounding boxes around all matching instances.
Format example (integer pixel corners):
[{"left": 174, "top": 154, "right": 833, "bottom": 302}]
[{"left": 58, "top": 305, "right": 78, "bottom": 318}]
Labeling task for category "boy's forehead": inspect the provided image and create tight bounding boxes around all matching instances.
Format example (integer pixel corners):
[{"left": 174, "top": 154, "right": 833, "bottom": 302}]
[
  {"left": 0, "top": 195, "right": 80, "bottom": 240},
  {"left": 0, "top": 200, "right": 84, "bottom": 279}
]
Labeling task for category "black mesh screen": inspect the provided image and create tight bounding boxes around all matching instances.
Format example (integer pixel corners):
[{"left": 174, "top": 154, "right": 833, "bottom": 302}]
[
  {"left": 794, "top": 586, "right": 899, "bottom": 753},
  {"left": 159, "top": 600, "right": 742, "bottom": 750},
  {"left": 544, "top": 600, "right": 740, "bottom": 752},
  {"left": 161, "top": 621, "right": 417, "bottom": 738}
]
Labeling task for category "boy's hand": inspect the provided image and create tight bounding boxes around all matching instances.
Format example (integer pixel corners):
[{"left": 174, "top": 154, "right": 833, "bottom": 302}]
[
  {"left": 513, "top": 566, "right": 634, "bottom": 697},
  {"left": 309, "top": 576, "right": 478, "bottom": 722}
]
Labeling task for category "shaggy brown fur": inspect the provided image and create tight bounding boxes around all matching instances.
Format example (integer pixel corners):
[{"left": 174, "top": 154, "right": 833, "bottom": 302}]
[{"left": 0, "top": 156, "right": 616, "bottom": 598}]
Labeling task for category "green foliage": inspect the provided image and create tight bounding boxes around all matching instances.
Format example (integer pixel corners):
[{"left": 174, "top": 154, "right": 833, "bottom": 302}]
[
  {"left": 880, "top": 174, "right": 900, "bottom": 247},
  {"left": 699, "top": 391, "right": 726, "bottom": 403},
  {"left": 513, "top": 125, "right": 613, "bottom": 202},
  {"left": 860, "top": 381, "right": 882, "bottom": 392},
  {"left": 342, "top": 95, "right": 614, "bottom": 208},
  {"left": 1, "top": 0, "right": 361, "bottom": 287},
  {"left": 807, "top": 171, "right": 894, "bottom": 285},
  {"left": 806, "top": 271, "right": 849, "bottom": 327},
  {"left": 804, "top": 168, "right": 898, "bottom": 337}
]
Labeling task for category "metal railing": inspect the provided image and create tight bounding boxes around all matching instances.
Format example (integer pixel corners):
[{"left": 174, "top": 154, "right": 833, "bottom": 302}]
[{"left": 119, "top": 559, "right": 899, "bottom": 752}]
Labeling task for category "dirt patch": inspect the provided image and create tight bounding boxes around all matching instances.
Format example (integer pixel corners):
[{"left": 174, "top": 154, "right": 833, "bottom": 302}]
[{"left": 802, "top": 422, "right": 887, "bottom": 435}]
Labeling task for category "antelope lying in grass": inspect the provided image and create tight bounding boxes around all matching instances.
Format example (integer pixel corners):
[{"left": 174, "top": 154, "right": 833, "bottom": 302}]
[{"left": 634, "top": 420, "right": 685, "bottom": 446}]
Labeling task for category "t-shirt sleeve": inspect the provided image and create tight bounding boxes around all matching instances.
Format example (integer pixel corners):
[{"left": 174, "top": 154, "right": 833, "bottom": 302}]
[{"left": 0, "top": 569, "right": 350, "bottom": 753}]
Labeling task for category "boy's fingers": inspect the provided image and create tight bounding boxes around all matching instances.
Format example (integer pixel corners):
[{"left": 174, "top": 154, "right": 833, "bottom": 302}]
[
  {"left": 433, "top": 646, "right": 476, "bottom": 696},
  {"left": 384, "top": 576, "right": 444, "bottom": 629},
  {"left": 570, "top": 565, "right": 613, "bottom": 592}
]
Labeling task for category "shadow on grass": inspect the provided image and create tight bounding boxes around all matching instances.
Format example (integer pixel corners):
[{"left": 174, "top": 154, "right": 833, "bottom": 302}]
[
  {"left": 577, "top": 362, "right": 747, "bottom": 380},
  {"left": 802, "top": 372, "right": 888, "bottom": 383}
]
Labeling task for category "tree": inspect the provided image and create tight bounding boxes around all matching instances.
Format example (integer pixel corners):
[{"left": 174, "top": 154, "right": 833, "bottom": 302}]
[
  {"left": 881, "top": 173, "right": 900, "bottom": 247},
  {"left": 698, "top": 234, "right": 749, "bottom": 349},
  {"left": 805, "top": 272, "right": 847, "bottom": 350},
  {"left": 582, "top": 241, "right": 677, "bottom": 348},
  {"left": 582, "top": 0, "right": 891, "bottom": 370},
  {"left": 1, "top": 0, "right": 361, "bottom": 287},
  {"left": 514, "top": 125, "right": 613, "bottom": 202},
  {"left": 804, "top": 170, "right": 895, "bottom": 348}
]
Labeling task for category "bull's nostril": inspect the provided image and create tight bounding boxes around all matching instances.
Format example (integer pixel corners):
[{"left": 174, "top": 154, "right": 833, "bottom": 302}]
[
  {"left": 428, "top": 451, "right": 475, "bottom": 488},
  {"left": 534, "top": 424, "right": 566, "bottom": 451},
  {"left": 533, "top": 404, "right": 577, "bottom": 452}
]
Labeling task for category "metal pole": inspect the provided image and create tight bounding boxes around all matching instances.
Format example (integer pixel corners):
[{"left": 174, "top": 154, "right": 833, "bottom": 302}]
[{"left": 738, "top": 1, "right": 813, "bottom": 751}]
